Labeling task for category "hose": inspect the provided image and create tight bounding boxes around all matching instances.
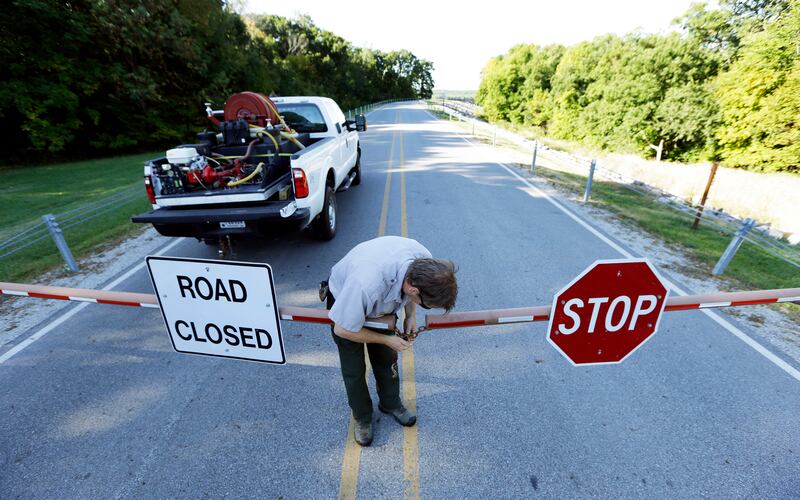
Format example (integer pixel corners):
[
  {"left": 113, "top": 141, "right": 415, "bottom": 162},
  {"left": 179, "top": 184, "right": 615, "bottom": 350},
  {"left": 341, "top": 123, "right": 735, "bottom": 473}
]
[
  {"left": 213, "top": 153, "right": 292, "bottom": 160},
  {"left": 242, "top": 138, "right": 260, "bottom": 162},
  {"left": 255, "top": 94, "right": 306, "bottom": 150},
  {"left": 280, "top": 130, "right": 306, "bottom": 150},
  {"left": 258, "top": 94, "right": 291, "bottom": 131},
  {"left": 228, "top": 162, "right": 264, "bottom": 187},
  {"left": 258, "top": 130, "right": 280, "bottom": 151}
]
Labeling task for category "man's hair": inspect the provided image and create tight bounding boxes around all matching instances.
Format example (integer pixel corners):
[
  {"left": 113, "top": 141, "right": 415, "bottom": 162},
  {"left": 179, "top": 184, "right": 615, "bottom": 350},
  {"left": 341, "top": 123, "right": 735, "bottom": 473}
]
[{"left": 406, "top": 258, "right": 458, "bottom": 312}]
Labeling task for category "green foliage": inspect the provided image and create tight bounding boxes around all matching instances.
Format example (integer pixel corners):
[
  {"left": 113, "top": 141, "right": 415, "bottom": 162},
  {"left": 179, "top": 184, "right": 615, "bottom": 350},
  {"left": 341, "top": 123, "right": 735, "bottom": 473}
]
[
  {"left": 714, "top": 0, "right": 800, "bottom": 171},
  {"left": 477, "top": 0, "right": 799, "bottom": 173},
  {"left": 0, "top": 2, "right": 433, "bottom": 163},
  {"left": 538, "top": 33, "right": 719, "bottom": 158},
  {"left": 476, "top": 44, "right": 564, "bottom": 125}
]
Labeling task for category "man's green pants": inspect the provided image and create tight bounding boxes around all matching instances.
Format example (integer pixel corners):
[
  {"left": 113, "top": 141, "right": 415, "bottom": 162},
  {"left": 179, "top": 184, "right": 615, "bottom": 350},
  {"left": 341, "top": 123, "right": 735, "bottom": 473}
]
[{"left": 328, "top": 293, "right": 402, "bottom": 422}]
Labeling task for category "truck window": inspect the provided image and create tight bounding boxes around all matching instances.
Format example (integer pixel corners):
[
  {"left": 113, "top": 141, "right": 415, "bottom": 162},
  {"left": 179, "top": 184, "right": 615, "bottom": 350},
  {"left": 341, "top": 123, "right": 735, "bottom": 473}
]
[{"left": 276, "top": 103, "right": 328, "bottom": 133}]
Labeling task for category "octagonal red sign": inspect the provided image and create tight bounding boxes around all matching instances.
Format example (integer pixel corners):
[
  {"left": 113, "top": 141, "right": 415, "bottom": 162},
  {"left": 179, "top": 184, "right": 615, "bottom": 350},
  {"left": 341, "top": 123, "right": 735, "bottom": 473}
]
[{"left": 547, "top": 259, "right": 668, "bottom": 365}]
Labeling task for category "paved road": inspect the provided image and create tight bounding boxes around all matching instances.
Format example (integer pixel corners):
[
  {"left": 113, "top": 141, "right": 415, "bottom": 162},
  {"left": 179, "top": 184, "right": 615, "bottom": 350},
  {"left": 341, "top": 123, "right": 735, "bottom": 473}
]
[{"left": 2, "top": 103, "right": 799, "bottom": 499}]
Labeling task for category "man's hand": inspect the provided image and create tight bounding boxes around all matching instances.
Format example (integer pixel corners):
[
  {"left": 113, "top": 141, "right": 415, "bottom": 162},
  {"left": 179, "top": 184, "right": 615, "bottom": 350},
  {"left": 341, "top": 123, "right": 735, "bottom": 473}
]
[
  {"left": 385, "top": 335, "right": 412, "bottom": 352},
  {"left": 403, "top": 315, "right": 418, "bottom": 338}
]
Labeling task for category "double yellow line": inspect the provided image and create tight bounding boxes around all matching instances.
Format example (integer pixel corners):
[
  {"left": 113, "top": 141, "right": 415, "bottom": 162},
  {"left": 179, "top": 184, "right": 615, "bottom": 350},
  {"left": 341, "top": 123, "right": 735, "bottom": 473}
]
[{"left": 338, "top": 112, "right": 420, "bottom": 499}]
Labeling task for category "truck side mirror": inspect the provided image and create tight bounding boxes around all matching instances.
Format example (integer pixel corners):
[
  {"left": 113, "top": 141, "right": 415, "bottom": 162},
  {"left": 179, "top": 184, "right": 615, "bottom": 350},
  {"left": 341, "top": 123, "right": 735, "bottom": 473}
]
[{"left": 355, "top": 114, "right": 367, "bottom": 132}]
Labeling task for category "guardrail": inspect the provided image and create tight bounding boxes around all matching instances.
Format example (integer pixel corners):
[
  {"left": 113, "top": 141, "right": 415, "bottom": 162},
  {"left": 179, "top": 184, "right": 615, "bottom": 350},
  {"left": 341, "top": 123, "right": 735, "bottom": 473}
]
[
  {"left": 345, "top": 98, "right": 416, "bottom": 121},
  {"left": 428, "top": 101, "right": 800, "bottom": 276}
]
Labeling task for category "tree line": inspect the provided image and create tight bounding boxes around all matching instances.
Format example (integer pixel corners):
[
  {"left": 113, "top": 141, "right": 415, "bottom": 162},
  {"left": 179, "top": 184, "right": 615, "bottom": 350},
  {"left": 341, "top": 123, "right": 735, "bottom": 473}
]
[
  {"left": 0, "top": 1, "right": 434, "bottom": 164},
  {"left": 476, "top": 0, "right": 798, "bottom": 173}
]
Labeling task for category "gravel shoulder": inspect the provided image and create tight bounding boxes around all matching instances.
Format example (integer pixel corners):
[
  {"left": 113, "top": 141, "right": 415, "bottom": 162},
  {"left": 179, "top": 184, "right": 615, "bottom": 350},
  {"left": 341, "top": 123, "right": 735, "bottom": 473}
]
[{"left": 0, "top": 227, "right": 172, "bottom": 348}]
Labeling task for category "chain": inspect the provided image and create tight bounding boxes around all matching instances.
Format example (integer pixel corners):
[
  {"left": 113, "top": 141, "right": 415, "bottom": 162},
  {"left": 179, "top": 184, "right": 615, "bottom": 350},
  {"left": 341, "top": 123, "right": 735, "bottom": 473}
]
[{"left": 395, "top": 326, "right": 429, "bottom": 342}]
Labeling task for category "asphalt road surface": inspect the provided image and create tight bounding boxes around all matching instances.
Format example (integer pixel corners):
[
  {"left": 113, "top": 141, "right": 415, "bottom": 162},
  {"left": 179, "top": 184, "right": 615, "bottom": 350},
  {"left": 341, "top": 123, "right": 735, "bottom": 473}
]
[{"left": 2, "top": 103, "right": 799, "bottom": 499}]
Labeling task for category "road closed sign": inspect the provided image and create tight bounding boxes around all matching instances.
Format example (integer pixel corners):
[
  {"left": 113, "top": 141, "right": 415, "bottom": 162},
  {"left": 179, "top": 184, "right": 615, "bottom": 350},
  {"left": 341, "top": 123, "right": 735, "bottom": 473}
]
[
  {"left": 146, "top": 256, "right": 285, "bottom": 364},
  {"left": 547, "top": 259, "right": 668, "bottom": 365}
]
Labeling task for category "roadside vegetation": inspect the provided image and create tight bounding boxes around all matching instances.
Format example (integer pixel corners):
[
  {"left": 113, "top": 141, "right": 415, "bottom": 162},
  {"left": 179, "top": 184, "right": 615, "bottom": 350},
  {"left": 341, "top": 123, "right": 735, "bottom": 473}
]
[
  {"left": 476, "top": 0, "right": 799, "bottom": 174},
  {"left": 0, "top": 3, "right": 433, "bottom": 166}
]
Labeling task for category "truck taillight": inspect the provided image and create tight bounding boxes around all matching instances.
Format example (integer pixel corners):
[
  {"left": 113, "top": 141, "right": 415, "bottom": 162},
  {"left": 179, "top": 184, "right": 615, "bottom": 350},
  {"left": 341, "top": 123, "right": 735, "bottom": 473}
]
[
  {"left": 293, "top": 168, "right": 309, "bottom": 198},
  {"left": 144, "top": 175, "right": 156, "bottom": 204}
]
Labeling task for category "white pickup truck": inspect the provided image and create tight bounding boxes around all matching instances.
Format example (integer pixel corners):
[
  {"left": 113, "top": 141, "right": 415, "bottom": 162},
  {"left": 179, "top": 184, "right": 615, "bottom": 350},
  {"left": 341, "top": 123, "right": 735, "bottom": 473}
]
[{"left": 132, "top": 93, "right": 366, "bottom": 244}]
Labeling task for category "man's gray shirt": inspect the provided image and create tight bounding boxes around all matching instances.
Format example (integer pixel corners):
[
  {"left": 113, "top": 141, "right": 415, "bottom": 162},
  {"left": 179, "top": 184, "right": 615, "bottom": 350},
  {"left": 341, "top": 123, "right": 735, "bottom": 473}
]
[{"left": 328, "top": 236, "right": 432, "bottom": 332}]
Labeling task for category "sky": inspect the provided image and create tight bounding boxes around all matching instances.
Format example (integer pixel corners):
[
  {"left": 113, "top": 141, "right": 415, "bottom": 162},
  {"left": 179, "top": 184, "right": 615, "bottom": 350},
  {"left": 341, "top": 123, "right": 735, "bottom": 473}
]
[{"left": 243, "top": 0, "right": 701, "bottom": 90}]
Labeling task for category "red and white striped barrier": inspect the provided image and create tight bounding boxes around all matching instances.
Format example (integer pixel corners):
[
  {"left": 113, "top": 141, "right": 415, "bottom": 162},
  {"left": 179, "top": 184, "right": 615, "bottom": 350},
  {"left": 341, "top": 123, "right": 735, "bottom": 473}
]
[
  {"left": 1, "top": 282, "right": 798, "bottom": 331},
  {"left": 0, "top": 282, "right": 396, "bottom": 330},
  {"left": 424, "top": 288, "right": 800, "bottom": 329},
  {"left": 0, "top": 282, "right": 159, "bottom": 308}
]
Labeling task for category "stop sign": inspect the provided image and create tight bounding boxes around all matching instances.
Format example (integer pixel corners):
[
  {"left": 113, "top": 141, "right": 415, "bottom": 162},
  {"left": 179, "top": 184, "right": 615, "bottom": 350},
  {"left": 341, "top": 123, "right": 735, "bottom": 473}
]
[{"left": 547, "top": 259, "right": 668, "bottom": 365}]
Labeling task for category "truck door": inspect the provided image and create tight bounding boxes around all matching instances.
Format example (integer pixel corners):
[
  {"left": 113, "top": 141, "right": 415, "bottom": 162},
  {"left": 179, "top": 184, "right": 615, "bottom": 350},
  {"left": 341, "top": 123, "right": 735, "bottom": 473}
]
[{"left": 329, "top": 104, "right": 354, "bottom": 179}]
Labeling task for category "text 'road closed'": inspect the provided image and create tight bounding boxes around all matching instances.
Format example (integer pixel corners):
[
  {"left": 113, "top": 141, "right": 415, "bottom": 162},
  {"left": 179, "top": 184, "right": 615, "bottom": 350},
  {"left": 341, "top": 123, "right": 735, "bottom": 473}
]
[{"left": 147, "top": 257, "right": 285, "bottom": 364}]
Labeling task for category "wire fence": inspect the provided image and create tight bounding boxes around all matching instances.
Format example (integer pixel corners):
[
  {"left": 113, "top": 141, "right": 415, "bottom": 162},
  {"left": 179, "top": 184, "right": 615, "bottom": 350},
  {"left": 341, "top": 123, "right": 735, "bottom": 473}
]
[
  {"left": 0, "top": 184, "right": 146, "bottom": 270},
  {"left": 429, "top": 100, "right": 800, "bottom": 275}
]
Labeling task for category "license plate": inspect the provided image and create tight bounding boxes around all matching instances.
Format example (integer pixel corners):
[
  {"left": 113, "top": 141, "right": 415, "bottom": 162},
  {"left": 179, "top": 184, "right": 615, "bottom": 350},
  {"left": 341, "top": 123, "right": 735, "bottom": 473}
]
[{"left": 219, "top": 221, "right": 246, "bottom": 229}]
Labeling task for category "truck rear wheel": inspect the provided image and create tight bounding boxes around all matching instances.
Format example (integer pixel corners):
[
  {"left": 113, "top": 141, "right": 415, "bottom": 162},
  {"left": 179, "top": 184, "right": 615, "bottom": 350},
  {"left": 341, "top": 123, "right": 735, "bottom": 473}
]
[{"left": 313, "top": 186, "right": 337, "bottom": 240}]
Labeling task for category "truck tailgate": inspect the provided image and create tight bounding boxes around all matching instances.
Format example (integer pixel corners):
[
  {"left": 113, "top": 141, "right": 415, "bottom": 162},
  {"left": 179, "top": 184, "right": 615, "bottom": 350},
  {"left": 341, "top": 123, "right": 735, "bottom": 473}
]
[{"left": 132, "top": 201, "right": 309, "bottom": 224}]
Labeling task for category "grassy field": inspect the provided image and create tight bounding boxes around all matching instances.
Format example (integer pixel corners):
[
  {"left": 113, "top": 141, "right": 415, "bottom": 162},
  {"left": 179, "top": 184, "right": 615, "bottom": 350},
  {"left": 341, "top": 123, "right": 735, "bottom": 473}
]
[
  {"left": 0, "top": 152, "right": 157, "bottom": 283},
  {"left": 531, "top": 167, "right": 800, "bottom": 292}
]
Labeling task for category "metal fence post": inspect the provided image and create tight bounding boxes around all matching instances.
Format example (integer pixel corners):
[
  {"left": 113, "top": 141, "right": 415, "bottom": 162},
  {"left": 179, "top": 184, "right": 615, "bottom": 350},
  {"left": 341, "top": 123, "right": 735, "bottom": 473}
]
[
  {"left": 693, "top": 162, "right": 719, "bottom": 229},
  {"left": 583, "top": 160, "right": 597, "bottom": 202},
  {"left": 531, "top": 142, "right": 538, "bottom": 174},
  {"left": 492, "top": 126, "right": 496, "bottom": 146},
  {"left": 713, "top": 219, "right": 756, "bottom": 275},
  {"left": 471, "top": 119, "right": 475, "bottom": 136},
  {"left": 42, "top": 214, "right": 79, "bottom": 272}
]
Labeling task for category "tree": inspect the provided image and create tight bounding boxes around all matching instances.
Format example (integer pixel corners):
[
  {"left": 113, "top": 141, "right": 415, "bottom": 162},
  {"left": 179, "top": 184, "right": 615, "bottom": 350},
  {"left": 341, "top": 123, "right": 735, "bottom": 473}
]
[{"left": 714, "top": 0, "right": 799, "bottom": 172}]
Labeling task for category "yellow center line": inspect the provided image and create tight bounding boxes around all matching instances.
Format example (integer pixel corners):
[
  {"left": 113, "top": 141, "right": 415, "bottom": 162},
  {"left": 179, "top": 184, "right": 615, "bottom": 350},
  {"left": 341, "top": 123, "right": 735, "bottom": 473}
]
[
  {"left": 338, "top": 113, "right": 398, "bottom": 500},
  {"left": 399, "top": 130, "right": 421, "bottom": 500},
  {"left": 378, "top": 128, "right": 397, "bottom": 237}
]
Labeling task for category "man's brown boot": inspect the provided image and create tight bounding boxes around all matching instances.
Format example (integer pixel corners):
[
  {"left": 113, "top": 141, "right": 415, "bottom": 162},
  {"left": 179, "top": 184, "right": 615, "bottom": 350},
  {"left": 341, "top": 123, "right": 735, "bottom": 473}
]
[
  {"left": 379, "top": 404, "right": 416, "bottom": 427},
  {"left": 354, "top": 418, "right": 373, "bottom": 446}
]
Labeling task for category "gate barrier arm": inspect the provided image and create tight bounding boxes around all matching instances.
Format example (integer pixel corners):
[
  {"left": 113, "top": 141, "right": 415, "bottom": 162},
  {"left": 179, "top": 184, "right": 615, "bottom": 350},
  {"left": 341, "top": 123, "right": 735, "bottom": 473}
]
[
  {"left": 1, "top": 282, "right": 799, "bottom": 331},
  {"left": 424, "top": 288, "right": 800, "bottom": 329},
  {"left": 0, "top": 282, "right": 396, "bottom": 331}
]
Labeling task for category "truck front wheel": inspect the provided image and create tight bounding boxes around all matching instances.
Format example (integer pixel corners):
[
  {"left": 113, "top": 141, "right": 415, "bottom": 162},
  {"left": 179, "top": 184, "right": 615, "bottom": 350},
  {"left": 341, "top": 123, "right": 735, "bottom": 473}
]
[{"left": 313, "top": 186, "right": 337, "bottom": 240}]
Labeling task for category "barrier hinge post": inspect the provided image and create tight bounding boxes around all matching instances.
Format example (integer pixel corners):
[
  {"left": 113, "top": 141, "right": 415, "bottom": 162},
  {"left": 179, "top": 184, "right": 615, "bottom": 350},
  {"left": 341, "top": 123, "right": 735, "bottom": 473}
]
[
  {"left": 713, "top": 218, "right": 756, "bottom": 275},
  {"left": 42, "top": 214, "right": 79, "bottom": 272},
  {"left": 583, "top": 159, "right": 597, "bottom": 202}
]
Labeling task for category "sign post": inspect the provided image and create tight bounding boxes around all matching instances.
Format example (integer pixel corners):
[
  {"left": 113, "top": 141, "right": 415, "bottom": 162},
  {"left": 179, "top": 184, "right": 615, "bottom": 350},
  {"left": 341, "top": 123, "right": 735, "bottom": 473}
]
[
  {"left": 547, "top": 259, "right": 668, "bottom": 365},
  {"left": 146, "top": 256, "right": 286, "bottom": 365}
]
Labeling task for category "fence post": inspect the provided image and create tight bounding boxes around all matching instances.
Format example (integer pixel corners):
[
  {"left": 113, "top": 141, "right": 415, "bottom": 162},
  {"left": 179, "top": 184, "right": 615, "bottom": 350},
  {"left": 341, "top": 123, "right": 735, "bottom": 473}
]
[
  {"left": 713, "top": 219, "right": 756, "bottom": 275},
  {"left": 693, "top": 162, "right": 719, "bottom": 229},
  {"left": 42, "top": 214, "right": 79, "bottom": 272},
  {"left": 472, "top": 120, "right": 475, "bottom": 136},
  {"left": 492, "top": 126, "right": 497, "bottom": 146},
  {"left": 583, "top": 160, "right": 597, "bottom": 202},
  {"left": 531, "top": 142, "right": 538, "bottom": 174}
]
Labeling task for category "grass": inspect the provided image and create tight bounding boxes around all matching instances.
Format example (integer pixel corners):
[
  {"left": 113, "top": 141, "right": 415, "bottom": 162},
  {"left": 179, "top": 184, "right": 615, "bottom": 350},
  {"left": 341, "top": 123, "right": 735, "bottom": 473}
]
[
  {"left": 0, "top": 152, "right": 158, "bottom": 283},
  {"left": 529, "top": 165, "right": 800, "bottom": 318}
]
